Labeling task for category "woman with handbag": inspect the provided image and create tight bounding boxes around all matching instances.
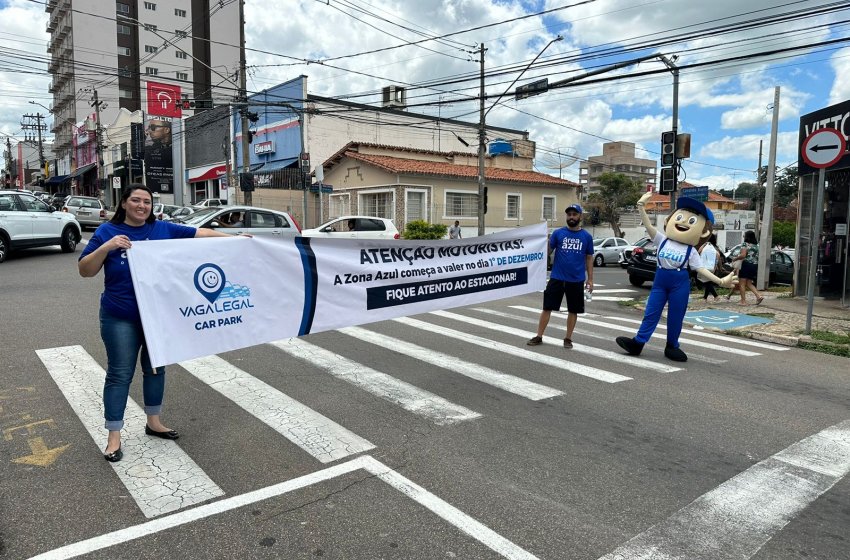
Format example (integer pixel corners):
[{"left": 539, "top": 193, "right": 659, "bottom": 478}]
[{"left": 726, "top": 230, "right": 764, "bottom": 305}]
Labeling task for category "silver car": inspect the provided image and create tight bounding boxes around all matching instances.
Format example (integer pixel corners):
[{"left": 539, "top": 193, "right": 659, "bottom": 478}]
[
  {"left": 61, "top": 196, "right": 107, "bottom": 229},
  {"left": 178, "top": 205, "right": 301, "bottom": 238},
  {"left": 592, "top": 236, "right": 634, "bottom": 267}
]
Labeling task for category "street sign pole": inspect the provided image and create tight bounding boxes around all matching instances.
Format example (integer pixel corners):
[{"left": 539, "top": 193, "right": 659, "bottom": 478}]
[{"left": 804, "top": 167, "right": 826, "bottom": 334}]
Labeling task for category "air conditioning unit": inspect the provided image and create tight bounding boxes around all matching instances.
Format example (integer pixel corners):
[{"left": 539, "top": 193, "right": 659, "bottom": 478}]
[{"left": 381, "top": 86, "right": 407, "bottom": 109}]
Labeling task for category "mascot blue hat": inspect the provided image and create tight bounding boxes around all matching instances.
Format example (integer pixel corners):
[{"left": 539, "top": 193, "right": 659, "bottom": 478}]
[{"left": 676, "top": 196, "right": 714, "bottom": 225}]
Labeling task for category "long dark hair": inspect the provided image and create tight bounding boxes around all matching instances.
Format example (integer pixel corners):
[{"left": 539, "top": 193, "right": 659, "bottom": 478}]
[
  {"left": 110, "top": 184, "right": 156, "bottom": 224},
  {"left": 744, "top": 230, "right": 757, "bottom": 244}
]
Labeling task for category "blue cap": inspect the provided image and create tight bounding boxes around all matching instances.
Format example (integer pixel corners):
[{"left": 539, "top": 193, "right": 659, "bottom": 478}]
[
  {"left": 565, "top": 203, "right": 583, "bottom": 214},
  {"left": 675, "top": 196, "right": 714, "bottom": 224}
]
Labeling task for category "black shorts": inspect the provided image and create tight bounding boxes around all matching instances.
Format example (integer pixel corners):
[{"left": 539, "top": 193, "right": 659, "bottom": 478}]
[
  {"left": 739, "top": 260, "right": 758, "bottom": 281},
  {"left": 543, "top": 279, "right": 585, "bottom": 313}
]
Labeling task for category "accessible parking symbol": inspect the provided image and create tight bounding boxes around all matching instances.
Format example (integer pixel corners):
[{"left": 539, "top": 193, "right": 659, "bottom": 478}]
[{"left": 683, "top": 310, "right": 773, "bottom": 330}]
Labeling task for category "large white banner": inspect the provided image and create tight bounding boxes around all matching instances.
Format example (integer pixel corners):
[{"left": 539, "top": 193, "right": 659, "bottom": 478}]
[{"left": 128, "top": 223, "right": 548, "bottom": 367}]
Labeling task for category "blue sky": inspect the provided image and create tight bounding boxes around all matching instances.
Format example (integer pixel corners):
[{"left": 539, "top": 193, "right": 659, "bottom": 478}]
[{"left": 1, "top": 0, "right": 848, "bottom": 191}]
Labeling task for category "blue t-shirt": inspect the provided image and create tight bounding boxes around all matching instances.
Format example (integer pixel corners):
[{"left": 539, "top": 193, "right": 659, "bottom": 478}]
[
  {"left": 549, "top": 227, "right": 593, "bottom": 282},
  {"left": 80, "top": 220, "right": 197, "bottom": 321}
]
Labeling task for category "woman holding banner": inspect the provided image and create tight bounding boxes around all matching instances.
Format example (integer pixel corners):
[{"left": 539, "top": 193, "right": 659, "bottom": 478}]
[{"left": 78, "top": 184, "right": 241, "bottom": 462}]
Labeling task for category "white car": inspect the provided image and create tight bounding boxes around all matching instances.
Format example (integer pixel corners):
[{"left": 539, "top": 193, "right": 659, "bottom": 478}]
[
  {"left": 178, "top": 205, "right": 301, "bottom": 238},
  {"left": 0, "top": 189, "right": 82, "bottom": 263},
  {"left": 592, "top": 236, "right": 634, "bottom": 267},
  {"left": 301, "top": 216, "right": 400, "bottom": 240},
  {"left": 194, "top": 198, "right": 228, "bottom": 208}
]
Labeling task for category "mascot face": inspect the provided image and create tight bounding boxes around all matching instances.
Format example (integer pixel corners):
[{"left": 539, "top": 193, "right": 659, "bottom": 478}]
[{"left": 665, "top": 209, "right": 710, "bottom": 247}]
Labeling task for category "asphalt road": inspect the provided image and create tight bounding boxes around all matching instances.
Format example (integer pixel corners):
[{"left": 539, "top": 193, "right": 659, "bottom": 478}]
[{"left": 1, "top": 242, "right": 848, "bottom": 560}]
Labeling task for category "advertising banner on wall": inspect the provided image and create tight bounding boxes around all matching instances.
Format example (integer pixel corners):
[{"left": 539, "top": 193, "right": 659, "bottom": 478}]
[
  {"left": 128, "top": 224, "right": 548, "bottom": 367},
  {"left": 146, "top": 81, "right": 183, "bottom": 118},
  {"left": 144, "top": 115, "right": 174, "bottom": 193}
]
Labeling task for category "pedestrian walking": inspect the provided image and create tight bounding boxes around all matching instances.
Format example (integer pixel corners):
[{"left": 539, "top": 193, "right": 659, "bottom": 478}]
[
  {"left": 726, "top": 230, "right": 764, "bottom": 305},
  {"left": 699, "top": 233, "right": 720, "bottom": 300},
  {"left": 449, "top": 220, "right": 462, "bottom": 239},
  {"left": 78, "top": 184, "right": 246, "bottom": 463},
  {"left": 527, "top": 204, "right": 593, "bottom": 349}
]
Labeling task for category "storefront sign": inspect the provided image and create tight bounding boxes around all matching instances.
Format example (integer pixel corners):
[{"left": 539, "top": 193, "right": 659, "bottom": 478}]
[
  {"left": 799, "top": 99, "right": 850, "bottom": 174},
  {"left": 254, "top": 141, "right": 275, "bottom": 155}
]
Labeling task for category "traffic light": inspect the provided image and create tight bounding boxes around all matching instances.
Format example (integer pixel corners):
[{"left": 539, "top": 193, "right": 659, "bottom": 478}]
[
  {"left": 483, "top": 186, "right": 488, "bottom": 215},
  {"left": 590, "top": 208, "right": 600, "bottom": 225},
  {"left": 659, "top": 167, "right": 677, "bottom": 193},
  {"left": 246, "top": 130, "right": 254, "bottom": 144},
  {"left": 661, "top": 131, "right": 676, "bottom": 167},
  {"left": 239, "top": 172, "right": 254, "bottom": 192},
  {"left": 247, "top": 111, "right": 259, "bottom": 123}
]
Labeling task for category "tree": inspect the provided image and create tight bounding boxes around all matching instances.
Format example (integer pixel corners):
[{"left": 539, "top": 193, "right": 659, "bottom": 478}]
[
  {"left": 772, "top": 221, "right": 796, "bottom": 248},
  {"left": 774, "top": 166, "right": 798, "bottom": 208},
  {"left": 586, "top": 172, "right": 643, "bottom": 238}
]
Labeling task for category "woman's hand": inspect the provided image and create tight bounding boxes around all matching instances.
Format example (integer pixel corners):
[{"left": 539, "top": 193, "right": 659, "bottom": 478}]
[{"left": 106, "top": 234, "right": 133, "bottom": 251}]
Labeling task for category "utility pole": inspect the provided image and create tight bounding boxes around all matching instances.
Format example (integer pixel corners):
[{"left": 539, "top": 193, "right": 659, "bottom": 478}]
[
  {"left": 21, "top": 114, "right": 46, "bottom": 173},
  {"left": 477, "top": 43, "right": 487, "bottom": 237},
  {"left": 755, "top": 140, "right": 763, "bottom": 234},
  {"left": 659, "top": 55, "right": 679, "bottom": 210},
  {"left": 757, "top": 86, "right": 781, "bottom": 290},
  {"left": 5, "top": 138, "right": 12, "bottom": 187},
  {"left": 91, "top": 89, "right": 105, "bottom": 199},
  {"left": 238, "top": 0, "right": 253, "bottom": 207}
]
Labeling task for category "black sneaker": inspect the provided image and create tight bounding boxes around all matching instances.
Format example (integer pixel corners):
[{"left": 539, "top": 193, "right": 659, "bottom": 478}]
[{"left": 526, "top": 336, "right": 543, "bottom": 346}]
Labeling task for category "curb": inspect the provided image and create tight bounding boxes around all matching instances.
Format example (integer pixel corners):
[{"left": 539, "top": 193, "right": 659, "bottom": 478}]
[{"left": 741, "top": 331, "right": 800, "bottom": 347}]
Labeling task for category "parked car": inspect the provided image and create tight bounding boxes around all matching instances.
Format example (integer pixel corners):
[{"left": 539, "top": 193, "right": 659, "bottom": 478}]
[
  {"left": 166, "top": 206, "right": 198, "bottom": 221},
  {"left": 592, "top": 236, "right": 634, "bottom": 267},
  {"left": 194, "top": 198, "right": 228, "bottom": 208},
  {"left": 619, "top": 236, "right": 651, "bottom": 268},
  {"left": 178, "top": 205, "right": 301, "bottom": 238},
  {"left": 61, "top": 195, "right": 107, "bottom": 229},
  {"left": 0, "top": 189, "right": 82, "bottom": 263},
  {"left": 726, "top": 244, "right": 795, "bottom": 285},
  {"left": 301, "top": 216, "right": 400, "bottom": 240},
  {"left": 152, "top": 203, "right": 181, "bottom": 221},
  {"left": 50, "top": 192, "right": 69, "bottom": 210}
]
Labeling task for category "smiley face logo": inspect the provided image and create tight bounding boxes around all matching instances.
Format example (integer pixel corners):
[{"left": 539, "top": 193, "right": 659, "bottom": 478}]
[{"left": 194, "top": 263, "right": 226, "bottom": 303}]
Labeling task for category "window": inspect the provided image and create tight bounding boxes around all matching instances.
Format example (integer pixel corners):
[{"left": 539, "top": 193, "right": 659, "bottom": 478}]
[
  {"left": 406, "top": 190, "right": 427, "bottom": 223},
  {"left": 542, "top": 196, "right": 555, "bottom": 221},
  {"left": 445, "top": 191, "right": 477, "bottom": 218},
  {"left": 116, "top": 2, "right": 130, "bottom": 14},
  {"left": 175, "top": 8, "right": 187, "bottom": 17},
  {"left": 117, "top": 24, "right": 131, "bottom": 35},
  {"left": 118, "top": 46, "right": 131, "bottom": 56},
  {"left": 119, "top": 87, "right": 134, "bottom": 99},
  {"left": 144, "top": 1, "right": 156, "bottom": 9},
  {"left": 176, "top": 50, "right": 188, "bottom": 59},
  {"left": 144, "top": 45, "right": 157, "bottom": 53},
  {"left": 146, "top": 67, "right": 158, "bottom": 75},
  {"left": 329, "top": 194, "right": 350, "bottom": 218},
  {"left": 176, "top": 72, "right": 188, "bottom": 80},
  {"left": 506, "top": 194, "right": 520, "bottom": 219},
  {"left": 144, "top": 23, "right": 157, "bottom": 31},
  {"left": 175, "top": 29, "right": 188, "bottom": 38},
  {"left": 359, "top": 192, "right": 393, "bottom": 219}
]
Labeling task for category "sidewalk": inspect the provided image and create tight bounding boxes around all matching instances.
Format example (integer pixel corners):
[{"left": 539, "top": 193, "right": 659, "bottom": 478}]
[{"left": 681, "top": 290, "right": 850, "bottom": 347}]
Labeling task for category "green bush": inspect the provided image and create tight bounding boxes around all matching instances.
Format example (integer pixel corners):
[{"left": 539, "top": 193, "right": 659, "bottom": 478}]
[
  {"left": 402, "top": 220, "right": 449, "bottom": 240},
  {"left": 772, "top": 221, "right": 796, "bottom": 248}
]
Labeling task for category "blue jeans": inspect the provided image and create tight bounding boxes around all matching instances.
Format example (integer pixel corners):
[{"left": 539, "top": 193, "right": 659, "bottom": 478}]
[{"left": 100, "top": 309, "right": 165, "bottom": 431}]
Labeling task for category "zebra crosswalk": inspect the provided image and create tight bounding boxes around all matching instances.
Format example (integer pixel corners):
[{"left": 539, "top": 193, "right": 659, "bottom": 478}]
[{"left": 34, "top": 303, "right": 790, "bottom": 522}]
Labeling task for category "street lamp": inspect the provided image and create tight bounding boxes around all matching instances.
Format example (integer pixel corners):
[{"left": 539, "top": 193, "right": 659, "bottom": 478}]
[{"left": 477, "top": 36, "right": 563, "bottom": 236}]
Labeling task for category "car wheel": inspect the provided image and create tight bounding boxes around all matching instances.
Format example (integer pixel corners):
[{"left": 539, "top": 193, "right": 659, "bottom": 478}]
[
  {"left": 60, "top": 227, "right": 78, "bottom": 253},
  {"left": 629, "top": 275, "right": 644, "bottom": 287},
  {"left": 594, "top": 254, "right": 604, "bottom": 267},
  {"left": 0, "top": 233, "right": 8, "bottom": 263}
]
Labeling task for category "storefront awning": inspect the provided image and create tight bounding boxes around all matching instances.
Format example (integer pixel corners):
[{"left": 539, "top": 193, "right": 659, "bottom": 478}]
[
  {"left": 68, "top": 163, "right": 96, "bottom": 178},
  {"left": 253, "top": 157, "right": 297, "bottom": 174},
  {"left": 188, "top": 164, "right": 227, "bottom": 183},
  {"left": 45, "top": 174, "right": 69, "bottom": 185}
]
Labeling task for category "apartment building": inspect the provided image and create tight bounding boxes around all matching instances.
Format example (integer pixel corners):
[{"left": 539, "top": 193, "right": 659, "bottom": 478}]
[
  {"left": 579, "top": 141, "right": 656, "bottom": 200},
  {"left": 46, "top": 0, "right": 240, "bottom": 176}
]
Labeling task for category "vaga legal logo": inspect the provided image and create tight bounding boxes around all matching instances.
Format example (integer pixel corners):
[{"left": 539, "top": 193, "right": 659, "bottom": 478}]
[{"left": 179, "top": 263, "right": 254, "bottom": 331}]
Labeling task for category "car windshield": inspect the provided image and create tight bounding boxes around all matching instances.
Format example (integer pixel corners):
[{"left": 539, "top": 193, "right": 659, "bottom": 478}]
[
  {"left": 180, "top": 207, "right": 221, "bottom": 225},
  {"left": 593, "top": 238, "right": 604, "bottom": 246}
]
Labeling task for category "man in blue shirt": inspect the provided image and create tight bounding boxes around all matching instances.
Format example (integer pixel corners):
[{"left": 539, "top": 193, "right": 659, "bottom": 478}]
[{"left": 527, "top": 204, "right": 594, "bottom": 349}]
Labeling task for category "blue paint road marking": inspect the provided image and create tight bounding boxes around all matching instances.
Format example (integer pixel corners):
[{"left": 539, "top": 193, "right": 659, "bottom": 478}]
[{"left": 684, "top": 309, "right": 773, "bottom": 330}]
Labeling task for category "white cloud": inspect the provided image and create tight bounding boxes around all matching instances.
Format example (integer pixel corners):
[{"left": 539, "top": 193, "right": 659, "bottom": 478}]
[
  {"left": 699, "top": 131, "right": 798, "bottom": 161},
  {"left": 828, "top": 47, "right": 850, "bottom": 106}
]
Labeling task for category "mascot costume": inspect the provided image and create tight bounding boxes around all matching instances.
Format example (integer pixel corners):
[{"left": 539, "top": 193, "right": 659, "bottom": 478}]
[{"left": 616, "top": 193, "right": 738, "bottom": 362}]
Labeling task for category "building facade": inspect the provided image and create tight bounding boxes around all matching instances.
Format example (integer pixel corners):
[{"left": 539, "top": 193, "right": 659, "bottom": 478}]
[
  {"left": 46, "top": 0, "right": 240, "bottom": 174},
  {"left": 579, "top": 141, "right": 656, "bottom": 200}
]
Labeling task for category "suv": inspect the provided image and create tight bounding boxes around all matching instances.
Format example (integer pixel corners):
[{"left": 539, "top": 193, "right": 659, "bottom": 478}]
[
  {"left": 301, "top": 216, "right": 400, "bottom": 239},
  {"left": 62, "top": 196, "right": 107, "bottom": 229},
  {"left": 0, "top": 190, "right": 82, "bottom": 263}
]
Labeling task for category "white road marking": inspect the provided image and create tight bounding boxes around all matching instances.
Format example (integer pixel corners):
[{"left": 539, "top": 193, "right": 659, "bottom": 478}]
[
  {"left": 35, "top": 346, "right": 224, "bottom": 518},
  {"left": 603, "top": 315, "right": 790, "bottom": 351},
  {"left": 471, "top": 308, "right": 728, "bottom": 365},
  {"left": 394, "top": 317, "right": 631, "bottom": 384},
  {"left": 592, "top": 289, "right": 638, "bottom": 294},
  {"left": 589, "top": 296, "right": 634, "bottom": 302},
  {"left": 430, "top": 310, "right": 681, "bottom": 374},
  {"left": 510, "top": 306, "right": 761, "bottom": 357},
  {"left": 269, "top": 338, "right": 481, "bottom": 425},
  {"left": 179, "top": 355, "right": 374, "bottom": 463},
  {"left": 31, "top": 456, "right": 540, "bottom": 560},
  {"left": 598, "top": 419, "right": 850, "bottom": 560},
  {"left": 339, "top": 326, "right": 563, "bottom": 401}
]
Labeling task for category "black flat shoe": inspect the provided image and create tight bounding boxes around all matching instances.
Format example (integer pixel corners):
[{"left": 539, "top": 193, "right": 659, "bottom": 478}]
[
  {"left": 145, "top": 425, "right": 179, "bottom": 440},
  {"left": 104, "top": 446, "right": 123, "bottom": 462}
]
